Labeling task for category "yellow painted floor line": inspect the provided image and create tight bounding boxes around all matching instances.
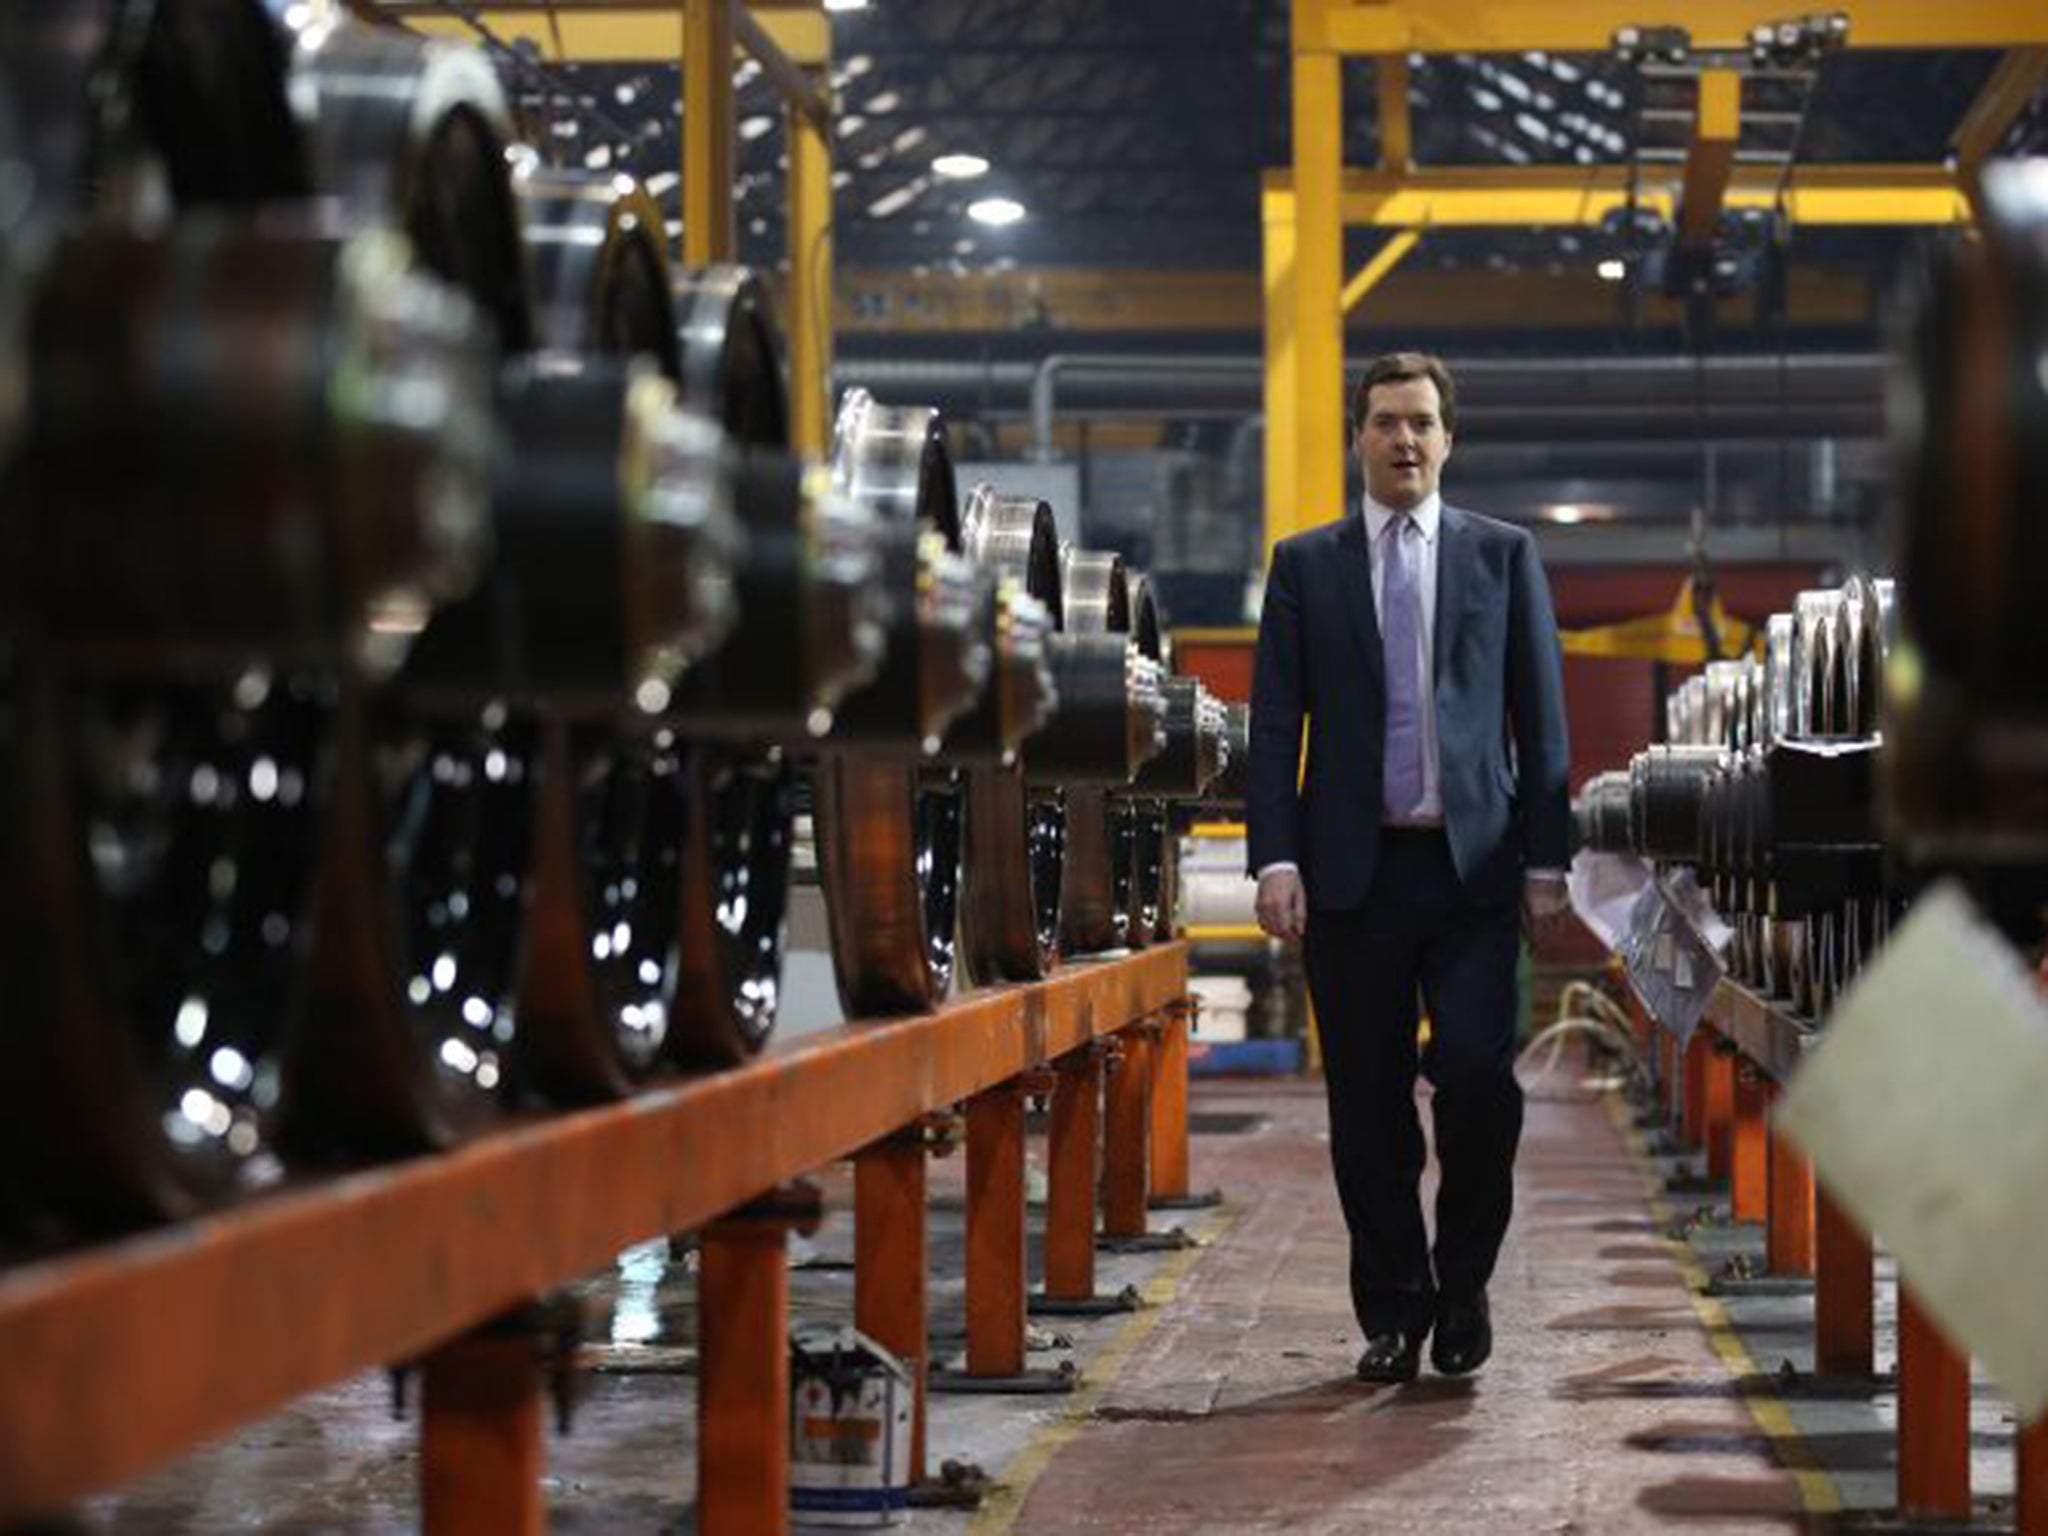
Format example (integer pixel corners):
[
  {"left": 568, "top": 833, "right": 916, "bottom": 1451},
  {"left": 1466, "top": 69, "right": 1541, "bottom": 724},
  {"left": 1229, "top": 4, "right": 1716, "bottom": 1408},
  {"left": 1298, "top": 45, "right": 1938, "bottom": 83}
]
[
  {"left": 1607, "top": 1092, "right": 1844, "bottom": 1518},
  {"left": 966, "top": 1203, "right": 1240, "bottom": 1535}
]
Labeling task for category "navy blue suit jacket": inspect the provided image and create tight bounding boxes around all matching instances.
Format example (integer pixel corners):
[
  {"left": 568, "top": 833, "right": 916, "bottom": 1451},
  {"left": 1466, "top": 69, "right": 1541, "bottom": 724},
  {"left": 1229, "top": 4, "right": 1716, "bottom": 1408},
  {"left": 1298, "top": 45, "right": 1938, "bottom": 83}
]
[{"left": 1246, "top": 505, "right": 1572, "bottom": 910}]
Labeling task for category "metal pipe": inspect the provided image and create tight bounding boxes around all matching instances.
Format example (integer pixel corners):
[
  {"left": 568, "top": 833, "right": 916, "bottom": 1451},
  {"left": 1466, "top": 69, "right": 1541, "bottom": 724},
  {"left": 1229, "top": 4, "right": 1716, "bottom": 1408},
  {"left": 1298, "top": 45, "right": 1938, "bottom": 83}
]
[{"left": 1028, "top": 353, "right": 1260, "bottom": 461}]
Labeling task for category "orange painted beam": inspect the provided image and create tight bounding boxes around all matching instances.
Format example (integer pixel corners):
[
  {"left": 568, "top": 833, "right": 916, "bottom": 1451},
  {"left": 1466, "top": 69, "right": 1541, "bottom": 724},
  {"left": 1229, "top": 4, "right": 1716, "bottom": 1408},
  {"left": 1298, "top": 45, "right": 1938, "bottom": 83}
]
[
  {"left": 420, "top": 1328, "right": 545, "bottom": 1536},
  {"left": 1103, "top": 1033, "right": 1152, "bottom": 1239},
  {"left": 0, "top": 945, "right": 1188, "bottom": 1522},
  {"left": 1657, "top": 1029, "right": 1677, "bottom": 1126},
  {"left": 1765, "top": 1108, "right": 1816, "bottom": 1278},
  {"left": 1814, "top": 1183, "right": 1874, "bottom": 1376},
  {"left": 1730, "top": 1064, "right": 1770, "bottom": 1224},
  {"left": 1148, "top": 1006, "right": 1192, "bottom": 1201},
  {"left": 965, "top": 1080, "right": 1028, "bottom": 1378},
  {"left": 854, "top": 1130, "right": 928, "bottom": 1483},
  {"left": 1897, "top": 1280, "right": 1972, "bottom": 1520},
  {"left": 1044, "top": 1047, "right": 1103, "bottom": 1302},
  {"left": 1702, "top": 1033, "right": 1737, "bottom": 1183},
  {"left": 698, "top": 1216, "right": 790, "bottom": 1536}
]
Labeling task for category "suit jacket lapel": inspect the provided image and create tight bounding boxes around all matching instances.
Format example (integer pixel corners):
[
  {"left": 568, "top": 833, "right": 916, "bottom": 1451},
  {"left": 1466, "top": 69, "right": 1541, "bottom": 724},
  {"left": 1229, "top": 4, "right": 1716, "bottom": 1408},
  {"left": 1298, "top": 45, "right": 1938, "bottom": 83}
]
[
  {"left": 1336, "top": 515, "right": 1385, "bottom": 692},
  {"left": 1434, "top": 504, "right": 1468, "bottom": 689}
]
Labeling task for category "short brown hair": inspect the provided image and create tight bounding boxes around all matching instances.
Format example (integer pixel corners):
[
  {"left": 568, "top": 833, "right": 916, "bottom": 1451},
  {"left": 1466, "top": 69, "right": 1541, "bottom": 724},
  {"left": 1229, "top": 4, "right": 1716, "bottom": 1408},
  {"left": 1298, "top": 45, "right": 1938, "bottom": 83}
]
[{"left": 1349, "top": 352, "right": 1457, "bottom": 437}]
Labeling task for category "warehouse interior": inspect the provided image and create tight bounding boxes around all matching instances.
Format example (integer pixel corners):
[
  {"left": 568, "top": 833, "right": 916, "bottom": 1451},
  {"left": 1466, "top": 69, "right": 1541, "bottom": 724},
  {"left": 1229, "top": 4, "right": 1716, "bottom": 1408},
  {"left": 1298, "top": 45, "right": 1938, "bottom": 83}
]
[{"left": 2, "top": 0, "right": 2047, "bottom": 1531}]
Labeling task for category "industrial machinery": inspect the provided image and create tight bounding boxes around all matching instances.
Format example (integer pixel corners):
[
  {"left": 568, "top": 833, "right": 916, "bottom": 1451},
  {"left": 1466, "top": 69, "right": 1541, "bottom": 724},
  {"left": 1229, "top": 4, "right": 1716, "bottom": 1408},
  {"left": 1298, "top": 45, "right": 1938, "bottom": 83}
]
[
  {"left": 1577, "top": 577, "right": 1898, "bottom": 1021},
  {"left": 0, "top": 1, "right": 1229, "bottom": 1255}
]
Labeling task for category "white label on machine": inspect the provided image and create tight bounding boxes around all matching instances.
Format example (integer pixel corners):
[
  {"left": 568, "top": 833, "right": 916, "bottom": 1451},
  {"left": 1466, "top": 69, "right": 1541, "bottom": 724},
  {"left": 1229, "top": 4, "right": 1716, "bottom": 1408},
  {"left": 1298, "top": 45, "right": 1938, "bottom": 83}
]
[{"left": 1776, "top": 882, "right": 2048, "bottom": 1422}]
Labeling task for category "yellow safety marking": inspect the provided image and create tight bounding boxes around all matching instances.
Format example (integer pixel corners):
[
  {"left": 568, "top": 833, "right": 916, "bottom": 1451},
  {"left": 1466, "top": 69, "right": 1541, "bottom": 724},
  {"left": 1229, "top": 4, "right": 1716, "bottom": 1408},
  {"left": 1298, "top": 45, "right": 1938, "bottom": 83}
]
[
  {"left": 1606, "top": 1095, "right": 1842, "bottom": 1516},
  {"left": 966, "top": 1204, "right": 1239, "bottom": 1534}
]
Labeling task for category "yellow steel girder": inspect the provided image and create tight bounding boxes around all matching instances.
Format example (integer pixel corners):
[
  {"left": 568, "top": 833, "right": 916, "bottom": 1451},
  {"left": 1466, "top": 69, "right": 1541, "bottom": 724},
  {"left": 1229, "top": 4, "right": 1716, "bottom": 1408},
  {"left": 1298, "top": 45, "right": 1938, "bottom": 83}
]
[
  {"left": 786, "top": 73, "right": 833, "bottom": 456},
  {"left": 1288, "top": 39, "right": 1347, "bottom": 546},
  {"left": 1262, "top": 180, "right": 1299, "bottom": 565},
  {"left": 682, "top": 0, "right": 736, "bottom": 265},
  {"left": 1262, "top": 164, "right": 1973, "bottom": 228},
  {"left": 1678, "top": 70, "right": 1741, "bottom": 248},
  {"left": 384, "top": 5, "right": 830, "bottom": 65},
  {"left": 1297, "top": 0, "right": 2048, "bottom": 54},
  {"left": 1341, "top": 229, "right": 1420, "bottom": 313},
  {"left": 1377, "top": 55, "right": 1412, "bottom": 172},
  {"left": 1952, "top": 46, "right": 2048, "bottom": 169}
]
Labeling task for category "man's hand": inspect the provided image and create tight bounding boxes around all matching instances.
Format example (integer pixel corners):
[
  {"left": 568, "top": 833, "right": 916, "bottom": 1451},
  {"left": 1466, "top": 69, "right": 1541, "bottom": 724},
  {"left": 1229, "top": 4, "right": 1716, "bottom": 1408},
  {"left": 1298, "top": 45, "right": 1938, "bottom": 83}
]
[
  {"left": 1521, "top": 873, "right": 1570, "bottom": 940},
  {"left": 1256, "top": 867, "right": 1307, "bottom": 943}
]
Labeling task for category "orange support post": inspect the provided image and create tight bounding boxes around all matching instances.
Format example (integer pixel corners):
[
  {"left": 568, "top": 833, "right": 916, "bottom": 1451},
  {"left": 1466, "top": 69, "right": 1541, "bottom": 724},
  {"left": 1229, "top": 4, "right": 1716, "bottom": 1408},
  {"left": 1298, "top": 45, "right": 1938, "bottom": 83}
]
[
  {"left": 1657, "top": 1029, "right": 1677, "bottom": 1127},
  {"left": 964, "top": 1079, "right": 1028, "bottom": 1378},
  {"left": 1764, "top": 1105, "right": 1816, "bottom": 1278},
  {"left": 1702, "top": 1034, "right": 1736, "bottom": 1183},
  {"left": 1730, "top": 1062, "right": 1770, "bottom": 1224},
  {"left": 420, "top": 1326, "right": 545, "bottom": 1536},
  {"left": 1814, "top": 1183, "right": 1874, "bottom": 1376},
  {"left": 2018, "top": 1417, "right": 2048, "bottom": 1536},
  {"left": 1896, "top": 1280, "right": 1971, "bottom": 1520},
  {"left": 1044, "top": 1046, "right": 1103, "bottom": 1303},
  {"left": 1102, "top": 1031, "right": 1152, "bottom": 1239},
  {"left": 1682, "top": 1028, "right": 1711, "bottom": 1152},
  {"left": 700, "top": 1186, "right": 820, "bottom": 1536},
  {"left": 855, "top": 1128, "right": 929, "bottom": 1484},
  {"left": 1147, "top": 1007, "right": 1191, "bottom": 1202}
]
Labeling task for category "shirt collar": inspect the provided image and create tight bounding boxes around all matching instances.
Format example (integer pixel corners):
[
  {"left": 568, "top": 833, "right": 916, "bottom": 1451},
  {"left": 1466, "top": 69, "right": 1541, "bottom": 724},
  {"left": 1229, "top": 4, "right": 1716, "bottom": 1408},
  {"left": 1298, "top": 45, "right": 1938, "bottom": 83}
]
[{"left": 1362, "top": 489, "right": 1442, "bottom": 546}]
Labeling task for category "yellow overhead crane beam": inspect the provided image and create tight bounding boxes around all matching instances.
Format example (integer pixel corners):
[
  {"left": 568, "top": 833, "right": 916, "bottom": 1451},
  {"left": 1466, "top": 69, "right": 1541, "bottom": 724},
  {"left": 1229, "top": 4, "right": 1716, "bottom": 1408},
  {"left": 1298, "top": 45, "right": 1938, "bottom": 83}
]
[
  {"left": 1263, "top": 163, "right": 1975, "bottom": 229},
  {"left": 1678, "top": 70, "right": 1741, "bottom": 248},
  {"left": 1270, "top": 0, "right": 2032, "bottom": 555},
  {"left": 1296, "top": 0, "right": 2048, "bottom": 54}
]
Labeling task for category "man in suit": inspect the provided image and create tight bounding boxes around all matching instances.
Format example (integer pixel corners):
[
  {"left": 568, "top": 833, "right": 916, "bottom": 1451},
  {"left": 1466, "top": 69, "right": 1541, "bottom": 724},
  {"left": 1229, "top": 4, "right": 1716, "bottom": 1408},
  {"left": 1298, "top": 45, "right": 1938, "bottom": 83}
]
[{"left": 1248, "top": 352, "right": 1572, "bottom": 1384}]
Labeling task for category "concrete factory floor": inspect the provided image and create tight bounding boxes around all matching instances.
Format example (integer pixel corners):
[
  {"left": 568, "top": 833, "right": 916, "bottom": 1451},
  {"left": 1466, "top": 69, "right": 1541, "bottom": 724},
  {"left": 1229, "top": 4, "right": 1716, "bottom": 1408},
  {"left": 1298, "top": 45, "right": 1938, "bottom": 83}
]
[{"left": 77, "top": 1049, "right": 1999, "bottom": 1533}]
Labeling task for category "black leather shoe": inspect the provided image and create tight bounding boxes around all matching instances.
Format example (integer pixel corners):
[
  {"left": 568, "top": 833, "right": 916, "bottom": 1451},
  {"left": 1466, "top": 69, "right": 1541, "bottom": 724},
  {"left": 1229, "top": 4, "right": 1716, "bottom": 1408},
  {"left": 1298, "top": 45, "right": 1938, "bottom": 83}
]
[
  {"left": 1431, "top": 1294, "right": 1492, "bottom": 1376},
  {"left": 1355, "top": 1330, "right": 1424, "bottom": 1384}
]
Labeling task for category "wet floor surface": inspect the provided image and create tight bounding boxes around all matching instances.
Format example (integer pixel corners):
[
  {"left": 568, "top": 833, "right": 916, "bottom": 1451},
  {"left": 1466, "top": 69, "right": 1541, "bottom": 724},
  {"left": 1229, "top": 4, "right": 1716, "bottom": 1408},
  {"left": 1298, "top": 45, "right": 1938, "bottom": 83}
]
[{"left": 72, "top": 1055, "right": 1969, "bottom": 1534}]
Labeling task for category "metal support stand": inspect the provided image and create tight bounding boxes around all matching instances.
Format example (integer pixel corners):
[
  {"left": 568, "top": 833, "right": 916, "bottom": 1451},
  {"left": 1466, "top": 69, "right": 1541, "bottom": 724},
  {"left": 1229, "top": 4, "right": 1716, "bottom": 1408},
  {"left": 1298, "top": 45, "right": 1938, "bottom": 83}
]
[
  {"left": 421, "top": 1317, "right": 548, "bottom": 1536},
  {"left": 698, "top": 1183, "right": 822, "bottom": 1536},
  {"left": 1730, "top": 1061, "right": 1770, "bottom": 1224},
  {"left": 1031, "top": 1046, "right": 1142, "bottom": 1318},
  {"left": 855, "top": 1126, "right": 930, "bottom": 1485},
  {"left": 1896, "top": 1279, "right": 1971, "bottom": 1521},
  {"left": 1814, "top": 1183, "right": 1875, "bottom": 1378}
]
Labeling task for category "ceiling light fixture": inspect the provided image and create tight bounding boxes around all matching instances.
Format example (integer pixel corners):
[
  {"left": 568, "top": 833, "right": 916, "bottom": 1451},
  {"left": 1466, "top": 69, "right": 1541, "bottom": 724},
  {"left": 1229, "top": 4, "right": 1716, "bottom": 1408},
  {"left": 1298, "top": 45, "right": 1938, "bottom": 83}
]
[
  {"left": 933, "top": 153, "right": 990, "bottom": 180},
  {"left": 823, "top": 0, "right": 868, "bottom": 12},
  {"left": 967, "top": 196, "right": 1025, "bottom": 227}
]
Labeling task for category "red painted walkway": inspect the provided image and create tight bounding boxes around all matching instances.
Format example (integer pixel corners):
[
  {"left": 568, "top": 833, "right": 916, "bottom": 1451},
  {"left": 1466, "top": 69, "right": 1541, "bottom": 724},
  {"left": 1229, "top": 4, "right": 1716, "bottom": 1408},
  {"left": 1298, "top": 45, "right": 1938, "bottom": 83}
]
[{"left": 1008, "top": 1073, "right": 1812, "bottom": 1534}]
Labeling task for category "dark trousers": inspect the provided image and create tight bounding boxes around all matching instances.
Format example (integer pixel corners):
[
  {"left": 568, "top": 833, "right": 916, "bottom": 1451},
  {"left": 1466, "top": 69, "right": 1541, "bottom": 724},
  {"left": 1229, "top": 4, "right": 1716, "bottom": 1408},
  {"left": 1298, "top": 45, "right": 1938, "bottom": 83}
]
[{"left": 1302, "top": 828, "right": 1525, "bottom": 1337}]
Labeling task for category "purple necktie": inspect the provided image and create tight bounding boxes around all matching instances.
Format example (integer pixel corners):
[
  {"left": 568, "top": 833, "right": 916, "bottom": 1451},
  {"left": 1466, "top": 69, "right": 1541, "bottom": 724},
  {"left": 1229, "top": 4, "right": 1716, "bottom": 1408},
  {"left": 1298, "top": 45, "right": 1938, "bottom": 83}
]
[{"left": 1380, "top": 514, "right": 1427, "bottom": 821}]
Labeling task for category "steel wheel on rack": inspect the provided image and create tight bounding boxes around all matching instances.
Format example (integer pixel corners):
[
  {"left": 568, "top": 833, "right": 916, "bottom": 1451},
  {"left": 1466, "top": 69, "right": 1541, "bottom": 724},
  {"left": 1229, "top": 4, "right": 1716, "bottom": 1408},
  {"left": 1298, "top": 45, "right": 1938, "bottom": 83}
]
[
  {"left": 958, "top": 489, "right": 1067, "bottom": 983},
  {"left": 815, "top": 391, "right": 988, "bottom": 1016},
  {"left": 489, "top": 166, "right": 704, "bottom": 1099},
  {"left": 0, "top": 222, "right": 496, "bottom": 1225},
  {"left": 99, "top": 5, "right": 545, "bottom": 1154},
  {"left": 659, "top": 266, "right": 839, "bottom": 1063},
  {"left": 1058, "top": 549, "right": 1136, "bottom": 957},
  {"left": 1122, "top": 574, "right": 1169, "bottom": 949}
]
